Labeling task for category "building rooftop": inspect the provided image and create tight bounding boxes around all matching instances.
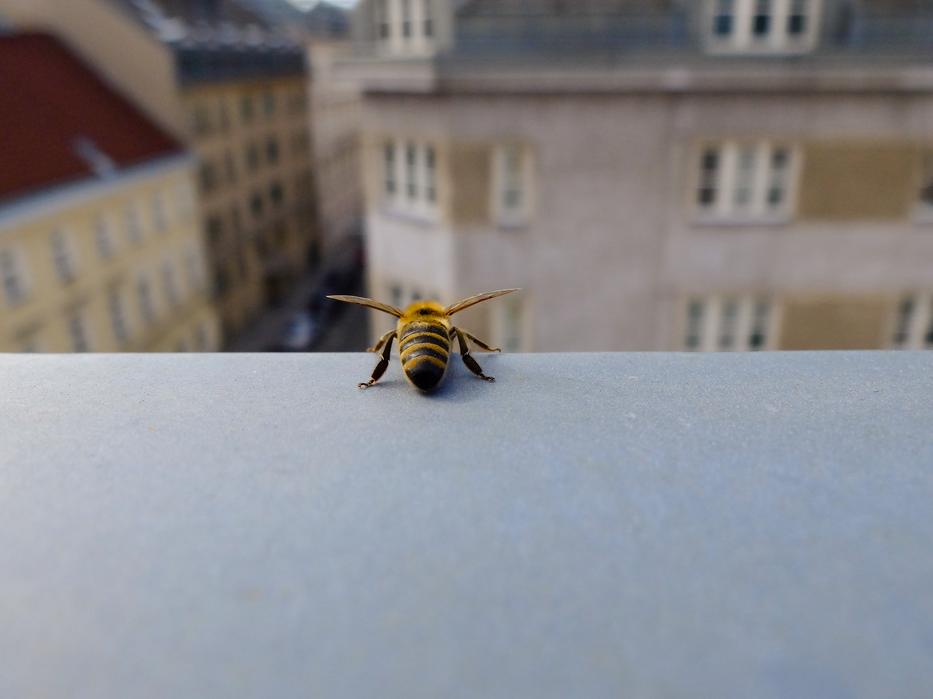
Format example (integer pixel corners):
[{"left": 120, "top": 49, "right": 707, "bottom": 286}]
[
  {"left": 2, "top": 352, "right": 932, "bottom": 696},
  {"left": 0, "top": 33, "right": 183, "bottom": 205},
  {"left": 109, "top": 0, "right": 307, "bottom": 84}
]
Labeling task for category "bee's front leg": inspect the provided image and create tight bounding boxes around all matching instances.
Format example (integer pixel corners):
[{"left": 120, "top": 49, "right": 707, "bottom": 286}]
[{"left": 359, "top": 331, "right": 396, "bottom": 389}]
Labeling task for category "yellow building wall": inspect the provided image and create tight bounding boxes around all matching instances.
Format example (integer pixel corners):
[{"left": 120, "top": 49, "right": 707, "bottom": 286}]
[
  {"left": 797, "top": 142, "right": 919, "bottom": 221},
  {"left": 778, "top": 295, "right": 892, "bottom": 350},
  {"left": 0, "top": 161, "right": 219, "bottom": 353}
]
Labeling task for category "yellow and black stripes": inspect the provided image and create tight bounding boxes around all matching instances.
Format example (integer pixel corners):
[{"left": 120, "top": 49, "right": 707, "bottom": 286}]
[{"left": 398, "top": 320, "right": 450, "bottom": 390}]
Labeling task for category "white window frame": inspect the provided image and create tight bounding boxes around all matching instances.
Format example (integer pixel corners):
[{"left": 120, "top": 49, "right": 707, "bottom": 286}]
[
  {"left": 161, "top": 258, "right": 180, "bottom": 308},
  {"left": 693, "top": 141, "right": 799, "bottom": 224},
  {"left": 67, "top": 308, "right": 92, "bottom": 353},
  {"left": 682, "top": 295, "right": 780, "bottom": 351},
  {"left": 137, "top": 272, "right": 158, "bottom": 325},
  {"left": 125, "top": 203, "right": 144, "bottom": 245},
  {"left": 492, "top": 143, "right": 534, "bottom": 228},
  {"left": 94, "top": 213, "right": 116, "bottom": 260},
  {"left": 890, "top": 293, "right": 933, "bottom": 350},
  {"left": 50, "top": 229, "right": 77, "bottom": 284},
  {"left": 705, "top": 0, "right": 821, "bottom": 54},
  {"left": 0, "top": 246, "right": 30, "bottom": 307},
  {"left": 108, "top": 286, "right": 132, "bottom": 345},
  {"left": 382, "top": 138, "right": 439, "bottom": 221},
  {"left": 379, "top": 0, "right": 435, "bottom": 55}
]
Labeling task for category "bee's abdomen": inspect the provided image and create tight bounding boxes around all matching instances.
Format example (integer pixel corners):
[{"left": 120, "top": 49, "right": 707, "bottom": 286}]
[{"left": 399, "top": 321, "right": 450, "bottom": 391}]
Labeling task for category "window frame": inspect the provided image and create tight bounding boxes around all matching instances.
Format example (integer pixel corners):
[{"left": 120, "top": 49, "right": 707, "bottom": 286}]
[
  {"left": 692, "top": 140, "right": 800, "bottom": 225},
  {"left": 0, "top": 246, "right": 30, "bottom": 307},
  {"left": 681, "top": 295, "right": 781, "bottom": 351},
  {"left": 491, "top": 143, "right": 534, "bottom": 228},
  {"left": 705, "top": 0, "right": 821, "bottom": 54},
  {"left": 889, "top": 293, "right": 933, "bottom": 350}
]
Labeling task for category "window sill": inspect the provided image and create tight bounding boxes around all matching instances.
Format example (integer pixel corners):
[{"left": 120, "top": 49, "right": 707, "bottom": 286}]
[
  {"left": 379, "top": 206, "right": 440, "bottom": 228},
  {"left": 911, "top": 205, "right": 933, "bottom": 225},
  {"left": 691, "top": 214, "right": 793, "bottom": 229}
]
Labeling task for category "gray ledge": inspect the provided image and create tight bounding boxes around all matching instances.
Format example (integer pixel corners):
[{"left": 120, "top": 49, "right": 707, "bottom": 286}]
[{"left": 2, "top": 352, "right": 932, "bottom": 698}]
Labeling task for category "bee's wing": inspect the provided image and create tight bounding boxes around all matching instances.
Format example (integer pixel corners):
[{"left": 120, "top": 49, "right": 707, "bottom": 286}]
[
  {"left": 326, "top": 295, "right": 403, "bottom": 318},
  {"left": 445, "top": 288, "right": 520, "bottom": 316}
]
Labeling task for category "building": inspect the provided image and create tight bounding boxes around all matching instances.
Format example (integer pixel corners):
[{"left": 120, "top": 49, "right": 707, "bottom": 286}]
[
  {"left": 0, "top": 0, "right": 318, "bottom": 344},
  {"left": 342, "top": 0, "right": 933, "bottom": 351},
  {"left": 0, "top": 33, "right": 218, "bottom": 353}
]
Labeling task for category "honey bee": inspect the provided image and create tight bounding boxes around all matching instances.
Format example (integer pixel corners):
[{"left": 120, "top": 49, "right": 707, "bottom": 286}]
[{"left": 326, "top": 289, "right": 519, "bottom": 391}]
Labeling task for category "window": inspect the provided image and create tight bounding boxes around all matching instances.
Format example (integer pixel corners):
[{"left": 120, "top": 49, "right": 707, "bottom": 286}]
[
  {"left": 891, "top": 294, "right": 933, "bottom": 349},
  {"left": 263, "top": 90, "right": 276, "bottom": 117},
  {"left": 405, "top": 142, "right": 418, "bottom": 200},
  {"left": 108, "top": 287, "right": 130, "bottom": 345},
  {"left": 0, "top": 247, "right": 27, "bottom": 306},
  {"left": 207, "top": 216, "right": 224, "bottom": 246},
  {"left": 191, "top": 104, "right": 212, "bottom": 137},
  {"left": 707, "top": 0, "right": 820, "bottom": 53},
  {"left": 751, "top": 0, "right": 771, "bottom": 39},
  {"left": 266, "top": 137, "right": 280, "bottom": 165},
  {"left": 218, "top": 99, "right": 230, "bottom": 132},
  {"left": 383, "top": 141, "right": 397, "bottom": 196},
  {"left": 382, "top": 139, "right": 439, "bottom": 217},
  {"left": 375, "top": 0, "right": 390, "bottom": 40},
  {"left": 94, "top": 215, "right": 115, "bottom": 260},
  {"left": 423, "top": 0, "right": 434, "bottom": 37},
  {"left": 162, "top": 260, "right": 180, "bottom": 308},
  {"left": 246, "top": 143, "right": 260, "bottom": 173},
  {"left": 694, "top": 141, "right": 797, "bottom": 221},
  {"left": 683, "top": 296, "right": 775, "bottom": 351},
  {"left": 917, "top": 153, "right": 933, "bottom": 218},
  {"left": 250, "top": 191, "right": 264, "bottom": 220},
  {"left": 185, "top": 246, "right": 206, "bottom": 293},
  {"left": 224, "top": 150, "right": 238, "bottom": 184},
  {"left": 493, "top": 144, "right": 532, "bottom": 226},
  {"left": 425, "top": 145, "right": 437, "bottom": 203},
  {"left": 270, "top": 181, "right": 284, "bottom": 208},
  {"left": 194, "top": 321, "right": 210, "bottom": 351},
  {"left": 240, "top": 94, "right": 254, "bottom": 125},
  {"left": 137, "top": 274, "right": 156, "bottom": 325},
  {"left": 67, "top": 310, "right": 91, "bottom": 352},
  {"left": 51, "top": 230, "right": 76, "bottom": 283},
  {"left": 390, "top": 283, "right": 404, "bottom": 309},
  {"left": 199, "top": 161, "right": 218, "bottom": 195},
  {"left": 176, "top": 182, "right": 195, "bottom": 222},
  {"left": 712, "top": 0, "right": 734, "bottom": 37},
  {"left": 152, "top": 192, "right": 168, "bottom": 233},
  {"left": 401, "top": 0, "right": 412, "bottom": 39}
]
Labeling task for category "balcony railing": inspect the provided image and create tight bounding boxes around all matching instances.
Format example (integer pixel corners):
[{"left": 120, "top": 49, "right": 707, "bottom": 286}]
[{"left": 1, "top": 352, "right": 931, "bottom": 696}]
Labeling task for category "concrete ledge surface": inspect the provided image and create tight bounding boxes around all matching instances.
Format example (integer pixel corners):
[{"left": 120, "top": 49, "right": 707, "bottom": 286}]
[{"left": 1, "top": 352, "right": 932, "bottom": 697}]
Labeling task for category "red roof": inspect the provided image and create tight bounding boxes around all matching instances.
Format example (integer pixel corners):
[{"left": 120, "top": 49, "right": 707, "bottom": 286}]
[{"left": 0, "top": 33, "right": 183, "bottom": 203}]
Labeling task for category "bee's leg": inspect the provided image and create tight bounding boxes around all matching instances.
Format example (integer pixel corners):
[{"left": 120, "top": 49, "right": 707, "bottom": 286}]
[
  {"left": 359, "top": 332, "right": 395, "bottom": 389},
  {"left": 367, "top": 328, "right": 396, "bottom": 353},
  {"left": 460, "top": 329, "right": 500, "bottom": 352},
  {"left": 452, "top": 327, "right": 495, "bottom": 382}
]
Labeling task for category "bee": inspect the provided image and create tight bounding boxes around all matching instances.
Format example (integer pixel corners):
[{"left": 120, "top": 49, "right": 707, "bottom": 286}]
[{"left": 326, "top": 289, "right": 519, "bottom": 391}]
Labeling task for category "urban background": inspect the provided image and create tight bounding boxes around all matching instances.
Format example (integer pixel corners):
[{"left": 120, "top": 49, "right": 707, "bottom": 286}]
[{"left": 1, "top": 0, "right": 932, "bottom": 354}]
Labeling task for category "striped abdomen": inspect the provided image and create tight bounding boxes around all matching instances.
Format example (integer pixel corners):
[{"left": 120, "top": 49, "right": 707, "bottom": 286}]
[{"left": 398, "top": 319, "right": 450, "bottom": 391}]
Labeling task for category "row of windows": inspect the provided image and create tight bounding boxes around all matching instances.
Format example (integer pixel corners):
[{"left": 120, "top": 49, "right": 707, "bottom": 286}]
[
  {"left": 198, "top": 132, "right": 303, "bottom": 196},
  {"left": 684, "top": 295, "right": 775, "bottom": 351},
  {"left": 14, "top": 256, "right": 209, "bottom": 353},
  {"left": 382, "top": 140, "right": 533, "bottom": 226},
  {"left": 709, "top": 0, "right": 820, "bottom": 52},
  {"left": 684, "top": 293, "right": 933, "bottom": 351},
  {"left": 190, "top": 88, "right": 307, "bottom": 138},
  {"left": 0, "top": 186, "right": 198, "bottom": 308},
  {"left": 374, "top": 0, "right": 434, "bottom": 50}
]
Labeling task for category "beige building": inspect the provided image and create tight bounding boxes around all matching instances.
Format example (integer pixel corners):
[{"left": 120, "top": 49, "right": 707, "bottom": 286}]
[
  {"left": 0, "top": 0, "right": 318, "bottom": 344},
  {"left": 308, "top": 38, "right": 365, "bottom": 256},
  {"left": 344, "top": 0, "right": 933, "bottom": 351},
  {"left": 0, "top": 34, "right": 218, "bottom": 353}
]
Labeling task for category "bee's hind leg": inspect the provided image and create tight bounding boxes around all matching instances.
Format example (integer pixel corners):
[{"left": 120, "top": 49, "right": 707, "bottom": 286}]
[
  {"left": 452, "top": 327, "right": 495, "bottom": 382},
  {"left": 359, "top": 332, "right": 396, "bottom": 389}
]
